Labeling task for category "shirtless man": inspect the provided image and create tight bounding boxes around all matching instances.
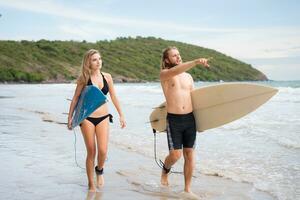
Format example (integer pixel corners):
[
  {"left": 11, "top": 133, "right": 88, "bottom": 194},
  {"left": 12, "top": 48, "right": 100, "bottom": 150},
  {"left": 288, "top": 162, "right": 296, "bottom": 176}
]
[{"left": 159, "top": 47, "right": 210, "bottom": 196}]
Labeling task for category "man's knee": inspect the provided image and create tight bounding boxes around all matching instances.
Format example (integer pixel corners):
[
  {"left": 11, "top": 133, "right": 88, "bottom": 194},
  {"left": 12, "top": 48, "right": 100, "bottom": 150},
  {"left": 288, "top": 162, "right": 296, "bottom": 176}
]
[
  {"left": 169, "top": 150, "right": 182, "bottom": 161},
  {"left": 183, "top": 149, "right": 194, "bottom": 160}
]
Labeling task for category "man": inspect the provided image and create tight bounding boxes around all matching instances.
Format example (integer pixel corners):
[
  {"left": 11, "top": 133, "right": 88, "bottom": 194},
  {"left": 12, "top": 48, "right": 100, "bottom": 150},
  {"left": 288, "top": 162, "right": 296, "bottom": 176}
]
[{"left": 159, "top": 46, "right": 210, "bottom": 197}]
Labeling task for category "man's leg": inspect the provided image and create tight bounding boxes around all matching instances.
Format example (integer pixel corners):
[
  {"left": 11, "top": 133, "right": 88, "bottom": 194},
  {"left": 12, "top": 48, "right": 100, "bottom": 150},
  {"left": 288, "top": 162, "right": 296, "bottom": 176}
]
[
  {"left": 183, "top": 148, "right": 195, "bottom": 192},
  {"left": 161, "top": 149, "right": 182, "bottom": 186},
  {"left": 162, "top": 113, "right": 184, "bottom": 186}
]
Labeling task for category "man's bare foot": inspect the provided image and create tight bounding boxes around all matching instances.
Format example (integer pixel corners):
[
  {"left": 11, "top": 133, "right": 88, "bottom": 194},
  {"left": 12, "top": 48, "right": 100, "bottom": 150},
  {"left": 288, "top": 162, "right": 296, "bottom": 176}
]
[
  {"left": 96, "top": 174, "right": 104, "bottom": 188},
  {"left": 180, "top": 191, "right": 200, "bottom": 200},
  {"left": 161, "top": 170, "right": 169, "bottom": 186}
]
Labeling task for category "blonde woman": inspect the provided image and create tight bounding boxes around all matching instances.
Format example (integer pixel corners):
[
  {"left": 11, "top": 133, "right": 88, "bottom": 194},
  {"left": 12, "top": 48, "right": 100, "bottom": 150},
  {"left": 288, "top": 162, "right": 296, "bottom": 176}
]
[{"left": 68, "top": 49, "right": 126, "bottom": 192}]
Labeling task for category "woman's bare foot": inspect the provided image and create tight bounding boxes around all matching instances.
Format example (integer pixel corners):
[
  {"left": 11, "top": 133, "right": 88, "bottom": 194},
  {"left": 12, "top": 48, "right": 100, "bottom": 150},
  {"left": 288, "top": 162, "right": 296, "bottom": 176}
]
[
  {"left": 95, "top": 166, "right": 104, "bottom": 188},
  {"left": 96, "top": 174, "right": 104, "bottom": 188},
  {"left": 86, "top": 190, "right": 96, "bottom": 200},
  {"left": 88, "top": 183, "right": 96, "bottom": 192},
  {"left": 161, "top": 170, "right": 169, "bottom": 186}
]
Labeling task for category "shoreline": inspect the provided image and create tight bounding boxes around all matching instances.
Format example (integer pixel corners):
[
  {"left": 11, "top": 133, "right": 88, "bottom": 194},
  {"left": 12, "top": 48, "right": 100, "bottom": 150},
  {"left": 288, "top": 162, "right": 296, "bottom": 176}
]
[
  {"left": 0, "top": 79, "right": 277, "bottom": 85},
  {"left": 33, "top": 110, "right": 278, "bottom": 200},
  {"left": 0, "top": 78, "right": 149, "bottom": 84},
  {"left": 70, "top": 140, "right": 277, "bottom": 200},
  {"left": 1, "top": 83, "right": 297, "bottom": 199}
]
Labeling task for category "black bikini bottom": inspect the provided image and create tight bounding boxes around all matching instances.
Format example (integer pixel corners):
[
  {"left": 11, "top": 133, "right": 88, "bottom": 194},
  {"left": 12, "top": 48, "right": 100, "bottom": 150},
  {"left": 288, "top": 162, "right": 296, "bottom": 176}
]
[{"left": 80, "top": 114, "right": 113, "bottom": 127}]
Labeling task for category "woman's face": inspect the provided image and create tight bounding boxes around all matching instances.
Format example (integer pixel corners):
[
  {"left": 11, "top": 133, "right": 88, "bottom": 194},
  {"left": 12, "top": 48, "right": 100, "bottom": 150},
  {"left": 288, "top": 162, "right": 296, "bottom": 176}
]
[{"left": 90, "top": 53, "right": 102, "bottom": 70}]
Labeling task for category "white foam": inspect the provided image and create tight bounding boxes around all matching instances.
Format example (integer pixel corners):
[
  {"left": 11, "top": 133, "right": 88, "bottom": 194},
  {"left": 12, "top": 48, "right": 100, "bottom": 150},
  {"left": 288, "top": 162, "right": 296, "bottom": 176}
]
[{"left": 1, "top": 82, "right": 299, "bottom": 200}]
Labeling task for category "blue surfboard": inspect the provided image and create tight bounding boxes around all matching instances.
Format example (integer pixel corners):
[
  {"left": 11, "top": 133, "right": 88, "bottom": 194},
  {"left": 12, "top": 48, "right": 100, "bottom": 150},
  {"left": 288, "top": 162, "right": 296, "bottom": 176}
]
[{"left": 72, "top": 85, "right": 107, "bottom": 128}]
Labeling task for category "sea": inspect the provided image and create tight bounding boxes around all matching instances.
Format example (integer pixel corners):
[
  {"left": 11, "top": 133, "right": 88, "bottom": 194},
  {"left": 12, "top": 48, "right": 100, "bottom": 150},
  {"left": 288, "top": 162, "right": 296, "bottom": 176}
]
[{"left": 0, "top": 80, "right": 299, "bottom": 200}]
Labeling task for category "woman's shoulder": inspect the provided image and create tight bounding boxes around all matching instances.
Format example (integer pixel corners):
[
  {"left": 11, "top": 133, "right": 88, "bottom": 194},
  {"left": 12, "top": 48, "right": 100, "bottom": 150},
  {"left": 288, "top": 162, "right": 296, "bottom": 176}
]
[
  {"left": 102, "top": 72, "right": 112, "bottom": 81},
  {"left": 77, "top": 75, "right": 86, "bottom": 86}
]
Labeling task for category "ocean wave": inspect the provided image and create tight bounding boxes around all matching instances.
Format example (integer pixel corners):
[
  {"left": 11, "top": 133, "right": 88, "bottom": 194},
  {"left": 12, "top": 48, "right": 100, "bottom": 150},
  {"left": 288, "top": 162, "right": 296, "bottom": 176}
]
[
  {"left": 117, "top": 84, "right": 162, "bottom": 94},
  {"left": 276, "top": 137, "right": 300, "bottom": 149},
  {"left": 0, "top": 95, "right": 15, "bottom": 99},
  {"left": 271, "top": 88, "right": 300, "bottom": 103},
  {"left": 253, "top": 180, "right": 299, "bottom": 200},
  {"left": 0, "top": 114, "right": 26, "bottom": 121},
  {"left": 122, "top": 100, "right": 164, "bottom": 108},
  {"left": 199, "top": 164, "right": 296, "bottom": 200},
  {"left": 250, "top": 128, "right": 300, "bottom": 150},
  {"left": 277, "top": 87, "right": 300, "bottom": 94},
  {"left": 264, "top": 81, "right": 300, "bottom": 88},
  {"left": 218, "top": 122, "right": 250, "bottom": 131}
]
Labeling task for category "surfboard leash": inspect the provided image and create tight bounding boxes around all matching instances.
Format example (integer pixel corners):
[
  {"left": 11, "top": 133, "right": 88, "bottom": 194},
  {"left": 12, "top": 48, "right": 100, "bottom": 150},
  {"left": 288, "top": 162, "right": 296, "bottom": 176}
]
[
  {"left": 153, "top": 130, "right": 184, "bottom": 176},
  {"left": 73, "top": 129, "right": 86, "bottom": 170},
  {"left": 153, "top": 130, "right": 164, "bottom": 169}
]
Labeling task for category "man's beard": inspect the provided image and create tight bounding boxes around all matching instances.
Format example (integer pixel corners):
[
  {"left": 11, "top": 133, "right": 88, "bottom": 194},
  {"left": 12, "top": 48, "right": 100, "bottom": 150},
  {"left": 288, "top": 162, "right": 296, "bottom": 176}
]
[{"left": 165, "top": 60, "right": 177, "bottom": 69}]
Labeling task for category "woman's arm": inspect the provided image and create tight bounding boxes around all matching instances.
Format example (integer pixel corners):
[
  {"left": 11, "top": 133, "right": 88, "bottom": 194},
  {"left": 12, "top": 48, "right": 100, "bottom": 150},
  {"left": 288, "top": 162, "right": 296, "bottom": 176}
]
[
  {"left": 67, "top": 83, "right": 84, "bottom": 130},
  {"left": 105, "top": 73, "right": 126, "bottom": 129}
]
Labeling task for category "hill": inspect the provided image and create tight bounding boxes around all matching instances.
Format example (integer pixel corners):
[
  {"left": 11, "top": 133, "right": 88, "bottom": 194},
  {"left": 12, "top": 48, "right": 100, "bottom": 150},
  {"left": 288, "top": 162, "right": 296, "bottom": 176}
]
[{"left": 0, "top": 37, "right": 267, "bottom": 83}]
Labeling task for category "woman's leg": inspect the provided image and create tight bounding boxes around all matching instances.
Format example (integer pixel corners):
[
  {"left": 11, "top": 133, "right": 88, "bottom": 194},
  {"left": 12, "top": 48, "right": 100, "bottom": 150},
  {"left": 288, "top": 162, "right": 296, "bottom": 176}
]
[
  {"left": 80, "top": 120, "right": 96, "bottom": 191},
  {"left": 95, "top": 117, "right": 109, "bottom": 187}
]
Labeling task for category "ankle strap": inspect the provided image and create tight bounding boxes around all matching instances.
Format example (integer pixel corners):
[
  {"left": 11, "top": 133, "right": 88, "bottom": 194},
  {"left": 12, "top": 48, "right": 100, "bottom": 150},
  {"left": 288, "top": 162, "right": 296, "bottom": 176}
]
[
  {"left": 95, "top": 166, "right": 104, "bottom": 175},
  {"left": 160, "top": 160, "right": 171, "bottom": 174}
]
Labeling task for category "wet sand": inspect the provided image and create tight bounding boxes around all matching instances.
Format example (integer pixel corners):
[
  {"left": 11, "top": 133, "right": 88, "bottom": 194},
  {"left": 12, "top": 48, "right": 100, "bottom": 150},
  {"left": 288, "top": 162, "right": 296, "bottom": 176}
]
[
  {"left": 0, "top": 85, "right": 278, "bottom": 200},
  {"left": 0, "top": 116, "right": 276, "bottom": 199}
]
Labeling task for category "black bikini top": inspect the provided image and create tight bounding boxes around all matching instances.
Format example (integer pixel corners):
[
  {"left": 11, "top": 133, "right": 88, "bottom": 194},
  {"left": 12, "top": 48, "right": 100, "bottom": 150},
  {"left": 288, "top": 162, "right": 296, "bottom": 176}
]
[{"left": 87, "top": 73, "right": 109, "bottom": 95}]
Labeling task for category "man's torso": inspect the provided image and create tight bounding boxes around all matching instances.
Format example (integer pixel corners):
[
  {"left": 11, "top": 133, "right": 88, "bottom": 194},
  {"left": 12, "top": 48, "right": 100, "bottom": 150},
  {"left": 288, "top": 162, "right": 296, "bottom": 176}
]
[{"left": 161, "top": 72, "right": 193, "bottom": 114}]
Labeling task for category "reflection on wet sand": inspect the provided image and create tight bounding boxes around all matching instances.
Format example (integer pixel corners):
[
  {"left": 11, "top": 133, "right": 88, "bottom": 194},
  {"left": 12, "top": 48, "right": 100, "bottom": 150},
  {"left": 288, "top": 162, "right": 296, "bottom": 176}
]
[{"left": 86, "top": 191, "right": 103, "bottom": 200}]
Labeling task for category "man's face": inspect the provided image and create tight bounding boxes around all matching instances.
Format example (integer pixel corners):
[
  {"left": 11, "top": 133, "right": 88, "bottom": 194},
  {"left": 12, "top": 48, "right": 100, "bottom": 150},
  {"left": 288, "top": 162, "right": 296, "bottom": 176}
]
[{"left": 166, "top": 49, "right": 182, "bottom": 67}]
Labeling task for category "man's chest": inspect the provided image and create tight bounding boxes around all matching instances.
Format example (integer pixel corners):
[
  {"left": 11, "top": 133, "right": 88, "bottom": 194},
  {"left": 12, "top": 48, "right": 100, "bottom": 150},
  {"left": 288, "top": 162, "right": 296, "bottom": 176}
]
[{"left": 167, "top": 74, "right": 191, "bottom": 90}]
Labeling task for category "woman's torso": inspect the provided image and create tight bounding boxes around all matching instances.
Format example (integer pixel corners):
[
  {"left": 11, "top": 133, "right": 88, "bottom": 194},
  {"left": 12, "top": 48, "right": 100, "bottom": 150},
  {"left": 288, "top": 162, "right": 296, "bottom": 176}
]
[{"left": 87, "top": 73, "right": 109, "bottom": 117}]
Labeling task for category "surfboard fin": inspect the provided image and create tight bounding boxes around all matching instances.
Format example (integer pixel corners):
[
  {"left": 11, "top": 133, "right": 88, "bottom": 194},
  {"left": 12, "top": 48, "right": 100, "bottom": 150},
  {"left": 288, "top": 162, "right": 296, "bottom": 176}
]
[
  {"left": 150, "top": 119, "right": 159, "bottom": 123},
  {"left": 152, "top": 105, "right": 166, "bottom": 109}
]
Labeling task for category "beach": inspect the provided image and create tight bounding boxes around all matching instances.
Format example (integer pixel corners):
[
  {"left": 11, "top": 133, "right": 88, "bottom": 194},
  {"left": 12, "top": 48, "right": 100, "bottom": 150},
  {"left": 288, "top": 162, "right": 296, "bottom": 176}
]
[{"left": 0, "top": 82, "right": 299, "bottom": 200}]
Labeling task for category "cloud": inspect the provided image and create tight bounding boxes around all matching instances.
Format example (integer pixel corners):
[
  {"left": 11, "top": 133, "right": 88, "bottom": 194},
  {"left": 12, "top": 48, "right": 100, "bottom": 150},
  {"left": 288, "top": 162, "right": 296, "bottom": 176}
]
[
  {"left": 0, "top": 0, "right": 245, "bottom": 33},
  {"left": 1, "top": 0, "right": 300, "bottom": 60},
  {"left": 254, "top": 63, "right": 300, "bottom": 81},
  {"left": 186, "top": 27, "right": 300, "bottom": 59},
  {"left": 58, "top": 24, "right": 118, "bottom": 40}
]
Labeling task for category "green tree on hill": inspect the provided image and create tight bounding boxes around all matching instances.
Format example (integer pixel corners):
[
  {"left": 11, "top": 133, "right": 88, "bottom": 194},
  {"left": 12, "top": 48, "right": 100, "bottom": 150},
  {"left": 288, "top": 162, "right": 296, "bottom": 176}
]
[{"left": 0, "top": 37, "right": 267, "bottom": 83}]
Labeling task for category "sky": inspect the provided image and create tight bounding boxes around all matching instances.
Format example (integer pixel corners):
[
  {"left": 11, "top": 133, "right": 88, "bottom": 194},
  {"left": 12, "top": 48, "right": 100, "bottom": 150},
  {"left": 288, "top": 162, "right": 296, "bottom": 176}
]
[{"left": 0, "top": 0, "right": 299, "bottom": 80}]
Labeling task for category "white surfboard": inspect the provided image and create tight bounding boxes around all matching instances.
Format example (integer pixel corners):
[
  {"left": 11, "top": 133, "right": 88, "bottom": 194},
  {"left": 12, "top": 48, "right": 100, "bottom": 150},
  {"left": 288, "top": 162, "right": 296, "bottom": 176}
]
[{"left": 150, "top": 83, "right": 278, "bottom": 132}]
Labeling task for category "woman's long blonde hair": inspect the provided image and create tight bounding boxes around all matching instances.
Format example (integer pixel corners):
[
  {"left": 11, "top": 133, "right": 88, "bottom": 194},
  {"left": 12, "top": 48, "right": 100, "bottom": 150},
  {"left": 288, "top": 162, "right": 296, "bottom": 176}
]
[
  {"left": 77, "top": 49, "right": 100, "bottom": 85},
  {"left": 160, "top": 46, "right": 178, "bottom": 70}
]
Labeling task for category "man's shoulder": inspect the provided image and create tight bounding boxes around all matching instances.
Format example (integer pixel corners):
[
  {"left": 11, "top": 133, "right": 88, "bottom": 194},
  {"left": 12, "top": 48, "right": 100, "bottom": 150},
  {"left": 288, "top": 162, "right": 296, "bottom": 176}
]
[
  {"left": 181, "top": 73, "right": 194, "bottom": 83},
  {"left": 183, "top": 72, "right": 191, "bottom": 75},
  {"left": 182, "top": 72, "right": 192, "bottom": 78}
]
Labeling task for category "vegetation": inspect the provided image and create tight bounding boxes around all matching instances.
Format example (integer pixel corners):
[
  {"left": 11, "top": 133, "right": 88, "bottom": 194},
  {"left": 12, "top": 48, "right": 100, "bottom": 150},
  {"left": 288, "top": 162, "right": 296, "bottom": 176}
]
[{"left": 0, "top": 37, "right": 267, "bottom": 83}]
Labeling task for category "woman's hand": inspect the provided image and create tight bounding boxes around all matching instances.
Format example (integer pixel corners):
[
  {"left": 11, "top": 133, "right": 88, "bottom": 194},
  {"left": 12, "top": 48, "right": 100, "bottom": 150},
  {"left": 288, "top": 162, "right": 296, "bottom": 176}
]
[
  {"left": 119, "top": 115, "right": 126, "bottom": 129},
  {"left": 67, "top": 117, "right": 72, "bottom": 130}
]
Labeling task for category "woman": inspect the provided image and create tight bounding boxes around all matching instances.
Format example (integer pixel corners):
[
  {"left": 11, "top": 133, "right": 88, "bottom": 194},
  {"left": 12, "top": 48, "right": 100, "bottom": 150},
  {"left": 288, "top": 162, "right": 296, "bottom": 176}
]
[{"left": 67, "top": 49, "right": 126, "bottom": 192}]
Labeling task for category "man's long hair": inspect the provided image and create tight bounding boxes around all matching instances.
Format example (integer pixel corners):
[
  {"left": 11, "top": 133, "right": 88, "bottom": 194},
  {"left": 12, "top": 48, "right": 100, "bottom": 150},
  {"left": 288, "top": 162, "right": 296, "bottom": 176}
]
[{"left": 160, "top": 46, "right": 178, "bottom": 70}]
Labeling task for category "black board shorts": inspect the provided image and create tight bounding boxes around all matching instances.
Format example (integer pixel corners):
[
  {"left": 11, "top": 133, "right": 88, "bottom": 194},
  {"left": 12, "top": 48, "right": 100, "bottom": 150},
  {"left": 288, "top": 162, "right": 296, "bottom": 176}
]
[{"left": 166, "top": 112, "right": 197, "bottom": 150}]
